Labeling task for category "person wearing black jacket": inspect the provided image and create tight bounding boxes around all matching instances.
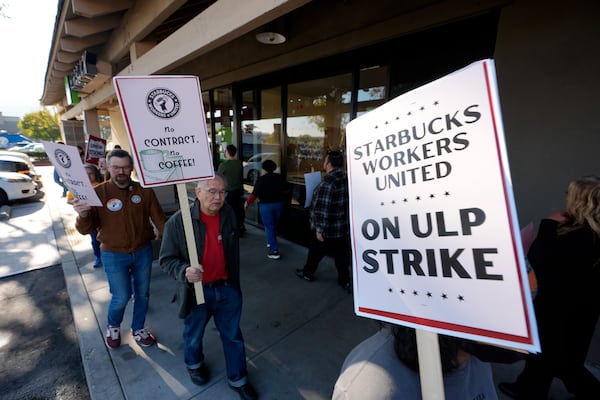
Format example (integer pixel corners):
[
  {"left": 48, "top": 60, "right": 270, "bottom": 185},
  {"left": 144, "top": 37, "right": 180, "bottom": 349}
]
[
  {"left": 499, "top": 176, "right": 600, "bottom": 399},
  {"left": 244, "top": 159, "right": 289, "bottom": 260},
  {"left": 159, "top": 174, "right": 258, "bottom": 400}
]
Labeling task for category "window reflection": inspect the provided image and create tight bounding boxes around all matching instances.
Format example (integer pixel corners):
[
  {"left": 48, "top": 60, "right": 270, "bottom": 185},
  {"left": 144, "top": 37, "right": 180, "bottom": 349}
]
[
  {"left": 241, "top": 87, "right": 282, "bottom": 185},
  {"left": 285, "top": 74, "right": 352, "bottom": 189},
  {"left": 357, "top": 65, "right": 388, "bottom": 117}
]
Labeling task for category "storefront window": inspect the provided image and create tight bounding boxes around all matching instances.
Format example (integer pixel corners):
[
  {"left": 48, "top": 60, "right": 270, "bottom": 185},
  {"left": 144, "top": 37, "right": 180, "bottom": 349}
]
[
  {"left": 213, "top": 87, "right": 233, "bottom": 163},
  {"left": 285, "top": 73, "right": 352, "bottom": 207},
  {"left": 357, "top": 66, "right": 388, "bottom": 117},
  {"left": 240, "top": 87, "right": 282, "bottom": 184}
]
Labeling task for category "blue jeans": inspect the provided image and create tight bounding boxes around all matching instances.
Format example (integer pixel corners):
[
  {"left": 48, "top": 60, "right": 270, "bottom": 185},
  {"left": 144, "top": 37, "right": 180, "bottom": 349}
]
[
  {"left": 53, "top": 168, "right": 67, "bottom": 196},
  {"left": 183, "top": 282, "right": 248, "bottom": 386},
  {"left": 259, "top": 201, "right": 284, "bottom": 252},
  {"left": 101, "top": 244, "right": 153, "bottom": 332},
  {"left": 90, "top": 230, "right": 101, "bottom": 260}
]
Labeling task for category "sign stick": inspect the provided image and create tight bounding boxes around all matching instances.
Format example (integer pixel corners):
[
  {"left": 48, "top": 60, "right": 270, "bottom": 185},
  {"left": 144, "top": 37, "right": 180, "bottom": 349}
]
[
  {"left": 176, "top": 183, "right": 205, "bottom": 304},
  {"left": 416, "top": 329, "right": 445, "bottom": 400}
]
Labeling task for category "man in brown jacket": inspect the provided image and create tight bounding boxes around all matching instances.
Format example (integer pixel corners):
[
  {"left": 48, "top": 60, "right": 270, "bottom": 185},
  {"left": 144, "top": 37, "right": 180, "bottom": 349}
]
[{"left": 73, "top": 149, "right": 166, "bottom": 349}]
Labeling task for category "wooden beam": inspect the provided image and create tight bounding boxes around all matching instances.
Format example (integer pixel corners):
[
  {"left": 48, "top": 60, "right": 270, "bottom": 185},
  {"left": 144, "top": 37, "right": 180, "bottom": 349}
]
[
  {"left": 101, "top": 0, "right": 186, "bottom": 63},
  {"left": 60, "top": 32, "right": 110, "bottom": 52},
  {"left": 56, "top": 51, "right": 81, "bottom": 64},
  {"left": 64, "top": 14, "right": 121, "bottom": 37},
  {"left": 71, "top": 0, "right": 133, "bottom": 18}
]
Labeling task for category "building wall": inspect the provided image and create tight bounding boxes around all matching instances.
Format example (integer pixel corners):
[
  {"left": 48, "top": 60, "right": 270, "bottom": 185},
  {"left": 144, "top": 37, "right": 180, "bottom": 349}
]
[
  {"left": 494, "top": 0, "right": 600, "bottom": 228},
  {"left": 0, "top": 112, "right": 20, "bottom": 133}
]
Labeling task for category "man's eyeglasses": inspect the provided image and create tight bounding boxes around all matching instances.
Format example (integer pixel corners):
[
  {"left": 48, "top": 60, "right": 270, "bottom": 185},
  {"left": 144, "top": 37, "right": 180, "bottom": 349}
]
[
  {"left": 206, "top": 188, "right": 227, "bottom": 197},
  {"left": 110, "top": 166, "right": 132, "bottom": 172}
]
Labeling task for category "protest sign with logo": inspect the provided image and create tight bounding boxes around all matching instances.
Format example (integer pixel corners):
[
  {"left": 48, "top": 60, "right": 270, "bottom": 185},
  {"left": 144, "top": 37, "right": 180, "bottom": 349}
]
[
  {"left": 42, "top": 141, "right": 102, "bottom": 206},
  {"left": 346, "top": 59, "right": 539, "bottom": 352},
  {"left": 113, "top": 75, "right": 214, "bottom": 187},
  {"left": 85, "top": 135, "right": 106, "bottom": 165}
]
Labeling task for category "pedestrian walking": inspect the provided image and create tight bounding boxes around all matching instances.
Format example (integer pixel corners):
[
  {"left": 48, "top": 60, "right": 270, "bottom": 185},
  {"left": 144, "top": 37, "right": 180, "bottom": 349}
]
[
  {"left": 295, "top": 150, "right": 351, "bottom": 291},
  {"left": 67, "top": 163, "right": 104, "bottom": 268},
  {"left": 159, "top": 174, "right": 258, "bottom": 400},
  {"left": 72, "top": 149, "right": 166, "bottom": 349},
  {"left": 218, "top": 144, "right": 246, "bottom": 236},
  {"left": 499, "top": 176, "right": 600, "bottom": 399},
  {"left": 244, "top": 159, "right": 289, "bottom": 259}
]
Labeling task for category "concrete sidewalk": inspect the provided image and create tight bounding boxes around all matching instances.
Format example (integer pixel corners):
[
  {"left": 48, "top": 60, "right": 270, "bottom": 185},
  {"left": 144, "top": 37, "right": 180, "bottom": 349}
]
[
  {"left": 44, "top": 170, "right": 378, "bottom": 400},
  {"left": 42, "top": 166, "right": 571, "bottom": 400}
]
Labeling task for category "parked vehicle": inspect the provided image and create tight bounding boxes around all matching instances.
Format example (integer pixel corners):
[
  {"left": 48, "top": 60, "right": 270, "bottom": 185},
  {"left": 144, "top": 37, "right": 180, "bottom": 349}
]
[
  {"left": 243, "top": 152, "right": 279, "bottom": 183},
  {"left": 0, "top": 171, "right": 37, "bottom": 205},
  {"left": 0, "top": 154, "right": 43, "bottom": 189},
  {"left": 10, "top": 143, "right": 45, "bottom": 152},
  {"left": 0, "top": 133, "right": 32, "bottom": 150}
]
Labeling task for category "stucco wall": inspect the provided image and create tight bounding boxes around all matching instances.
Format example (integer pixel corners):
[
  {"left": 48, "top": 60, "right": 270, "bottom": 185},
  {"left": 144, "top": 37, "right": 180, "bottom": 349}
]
[{"left": 494, "top": 0, "right": 600, "bottom": 228}]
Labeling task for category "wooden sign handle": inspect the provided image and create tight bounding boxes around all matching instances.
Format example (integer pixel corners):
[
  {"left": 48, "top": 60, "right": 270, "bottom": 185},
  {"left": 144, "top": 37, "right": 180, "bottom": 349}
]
[
  {"left": 416, "top": 329, "right": 445, "bottom": 399},
  {"left": 176, "top": 183, "right": 205, "bottom": 304}
]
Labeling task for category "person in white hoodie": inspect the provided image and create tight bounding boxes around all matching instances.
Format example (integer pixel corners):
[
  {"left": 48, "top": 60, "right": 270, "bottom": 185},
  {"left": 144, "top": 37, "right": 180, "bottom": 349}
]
[{"left": 333, "top": 324, "right": 499, "bottom": 400}]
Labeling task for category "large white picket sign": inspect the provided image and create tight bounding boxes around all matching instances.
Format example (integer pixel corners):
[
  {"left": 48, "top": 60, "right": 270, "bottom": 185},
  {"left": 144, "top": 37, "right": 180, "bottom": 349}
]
[
  {"left": 346, "top": 60, "right": 540, "bottom": 352},
  {"left": 113, "top": 75, "right": 214, "bottom": 187}
]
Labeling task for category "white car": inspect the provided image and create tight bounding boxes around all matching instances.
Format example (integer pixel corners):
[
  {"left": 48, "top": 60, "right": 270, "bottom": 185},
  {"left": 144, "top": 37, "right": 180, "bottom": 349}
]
[
  {"left": 242, "top": 152, "right": 279, "bottom": 183},
  {"left": 0, "top": 171, "right": 37, "bottom": 205},
  {"left": 10, "top": 142, "right": 45, "bottom": 152},
  {"left": 0, "top": 154, "right": 43, "bottom": 190}
]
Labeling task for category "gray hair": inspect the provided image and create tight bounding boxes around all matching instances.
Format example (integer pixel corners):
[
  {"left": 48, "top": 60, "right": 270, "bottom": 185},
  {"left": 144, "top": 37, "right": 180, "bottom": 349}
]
[{"left": 196, "top": 173, "right": 227, "bottom": 189}]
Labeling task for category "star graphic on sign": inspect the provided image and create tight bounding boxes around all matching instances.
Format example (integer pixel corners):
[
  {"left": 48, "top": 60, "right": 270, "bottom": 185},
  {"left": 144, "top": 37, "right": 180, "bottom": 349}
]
[
  {"left": 385, "top": 121, "right": 389, "bottom": 125},
  {"left": 395, "top": 116, "right": 400, "bottom": 120},
  {"left": 441, "top": 293, "right": 448, "bottom": 299},
  {"left": 413, "top": 290, "right": 418, "bottom": 296},
  {"left": 380, "top": 202, "right": 384, "bottom": 206},
  {"left": 403, "top": 198, "right": 408, "bottom": 202},
  {"left": 458, "top": 295, "right": 465, "bottom": 301},
  {"left": 444, "top": 191, "right": 450, "bottom": 196},
  {"left": 375, "top": 125, "right": 379, "bottom": 129},
  {"left": 434, "top": 100, "right": 439, "bottom": 106},
  {"left": 429, "top": 194, "right": 435, "bottom": 199},
  {"left": 388, "top": 288, "right": 393, "bottom": 293},
  {"left": 427, "top": 292, "right": 432, "bottom": 298},
  {"left": 420, "top": 106, "right": 425, "bottom": 111},
  {"left": 400, "top": 289, "right": 405, "bottom": 294},
  {"left": 407, "top": 111, "right": 412, "bottom": 116},
  {"left": 416, "top": 196, "right": 421, "bottom": 201},
  {"left": 391, "top": 200, "right": 396, "bottom": 204}
]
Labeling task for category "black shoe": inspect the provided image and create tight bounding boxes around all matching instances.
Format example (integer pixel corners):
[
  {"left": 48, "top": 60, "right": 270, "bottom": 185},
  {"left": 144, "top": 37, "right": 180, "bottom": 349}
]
[
  {"left": 229, "top": 382, "right": 258, "bottom": 400},
  {"left": 188, "top": 363, "right": 210, "bottom": 386},
  {"left": 295, "top": 269, "right": 314, "bottom": 282},
  {"left": 498, "top": 382, "right": 523, "bottom": 399}
]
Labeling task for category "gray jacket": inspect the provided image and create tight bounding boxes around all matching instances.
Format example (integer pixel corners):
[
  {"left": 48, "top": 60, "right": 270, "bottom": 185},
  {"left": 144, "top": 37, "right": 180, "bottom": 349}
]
[{"left": 159, "top": 199, "right": 241, "bottom": 318}]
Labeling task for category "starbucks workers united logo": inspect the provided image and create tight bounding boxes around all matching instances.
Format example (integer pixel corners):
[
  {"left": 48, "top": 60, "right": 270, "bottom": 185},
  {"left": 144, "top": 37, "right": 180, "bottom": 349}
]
[{"left": 146, "top": 88, "right": 181, "bottom": 118}]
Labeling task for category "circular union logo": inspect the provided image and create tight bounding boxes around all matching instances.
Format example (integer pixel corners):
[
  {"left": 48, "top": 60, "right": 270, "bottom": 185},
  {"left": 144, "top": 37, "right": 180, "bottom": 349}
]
[
  {"left": 54, "top": 149, "right": 71, "bottom": 168},
  {"left": 107, "top": 199, "right": 123, "bottom": 212},
  {"left": 146, "top": 87, "right": 181, "bottom": 119}
]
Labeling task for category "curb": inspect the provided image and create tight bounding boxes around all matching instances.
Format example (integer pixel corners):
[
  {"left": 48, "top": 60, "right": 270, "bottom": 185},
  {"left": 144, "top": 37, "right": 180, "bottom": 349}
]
[{"left": 46, "top": 189, "right": 125, "bottom": 400}]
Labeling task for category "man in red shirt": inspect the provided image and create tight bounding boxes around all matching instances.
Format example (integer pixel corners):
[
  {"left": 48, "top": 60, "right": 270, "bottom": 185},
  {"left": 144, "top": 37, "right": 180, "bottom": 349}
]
[{"left": 160, "top": 174, "right": 258, "bottom": 400}]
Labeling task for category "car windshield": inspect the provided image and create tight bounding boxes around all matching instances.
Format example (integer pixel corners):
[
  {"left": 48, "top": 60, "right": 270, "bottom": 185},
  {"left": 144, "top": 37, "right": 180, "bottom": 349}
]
[{"left": 0, "top": 160, "right": 29, "bottom": 173}]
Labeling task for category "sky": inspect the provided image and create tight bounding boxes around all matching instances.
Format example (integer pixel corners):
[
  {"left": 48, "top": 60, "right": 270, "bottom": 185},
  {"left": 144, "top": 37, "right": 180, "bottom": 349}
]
[{"left": 0, "top": 0, "right": 59, "bottom": 118}]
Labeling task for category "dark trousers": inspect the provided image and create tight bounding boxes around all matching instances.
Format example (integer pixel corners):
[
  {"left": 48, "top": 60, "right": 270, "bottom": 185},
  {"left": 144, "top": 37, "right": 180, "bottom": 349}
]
[
  {"left": 225, "top": 188, "right": 245, "bottom": 232},
  {"left": 303, "top": 233, "right": 350, "bottom": 285}
]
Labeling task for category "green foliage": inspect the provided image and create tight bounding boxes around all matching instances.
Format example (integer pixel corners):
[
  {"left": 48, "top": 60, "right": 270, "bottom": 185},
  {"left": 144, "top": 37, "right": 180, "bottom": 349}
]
[{"left": 18, "top": 109, "right": 61, "bottom": 141}]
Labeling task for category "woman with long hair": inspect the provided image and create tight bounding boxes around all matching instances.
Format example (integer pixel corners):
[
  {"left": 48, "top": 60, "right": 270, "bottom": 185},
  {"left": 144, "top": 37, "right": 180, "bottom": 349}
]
[{"left": 500, "top": 176, "right": 600, "bottom": 399}]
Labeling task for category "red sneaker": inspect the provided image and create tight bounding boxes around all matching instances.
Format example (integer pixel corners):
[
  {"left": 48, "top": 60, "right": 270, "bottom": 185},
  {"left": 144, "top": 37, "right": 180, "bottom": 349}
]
[
  {"left": 132, "top": 328, "right": 156, "bottom": 347},
  {"left": 105, "top": 325, "right": 121, "bottom": 349}
]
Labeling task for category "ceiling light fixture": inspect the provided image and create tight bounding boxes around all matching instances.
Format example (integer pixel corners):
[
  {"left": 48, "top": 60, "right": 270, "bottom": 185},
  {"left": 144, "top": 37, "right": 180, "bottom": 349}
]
[
  {"left": 256, "top": 31, "right": 286, "bottom": 45},
  {"left": 256, "top": 18, "right": 287, "bottom": 45}
]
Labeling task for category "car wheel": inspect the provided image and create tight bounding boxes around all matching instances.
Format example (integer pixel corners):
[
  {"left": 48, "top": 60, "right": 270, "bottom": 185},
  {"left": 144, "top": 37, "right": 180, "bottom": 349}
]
[
  {"left": 0, "top": 189, "right": 8, "bottom": 206},
  {"left": 248, "top": 169, "right": 259, "bottom": 183}
]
